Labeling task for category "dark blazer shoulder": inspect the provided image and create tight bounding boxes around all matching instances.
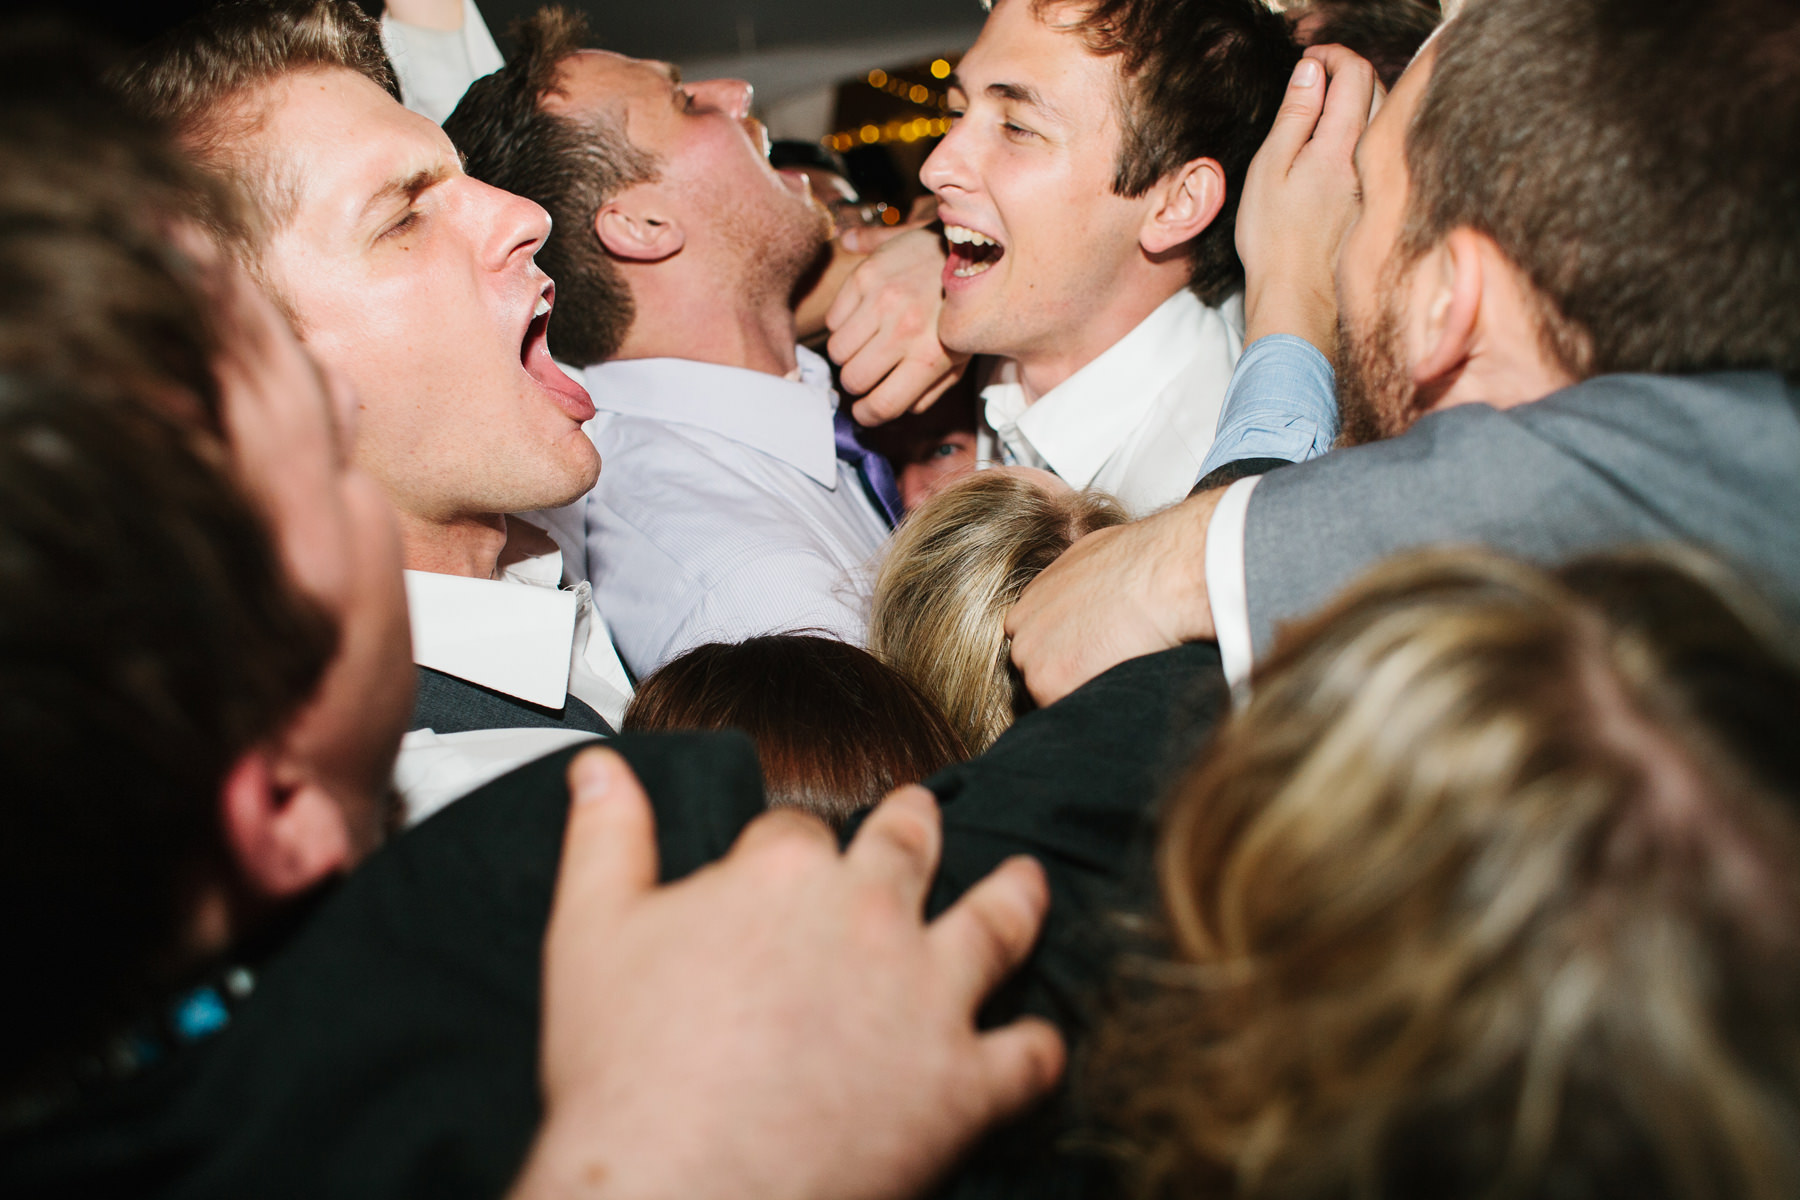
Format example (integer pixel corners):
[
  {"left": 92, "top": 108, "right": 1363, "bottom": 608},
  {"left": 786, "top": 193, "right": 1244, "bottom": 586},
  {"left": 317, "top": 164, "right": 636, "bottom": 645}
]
[{"left": 411, "top": 665, "right": 614, "bottom": 736}]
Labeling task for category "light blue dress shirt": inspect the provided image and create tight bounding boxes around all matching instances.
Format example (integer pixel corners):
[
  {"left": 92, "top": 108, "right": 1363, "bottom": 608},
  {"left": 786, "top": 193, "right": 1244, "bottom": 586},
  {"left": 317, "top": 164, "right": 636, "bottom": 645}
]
[
  {"left": 534, "top": 347, "right": 890, "bottom": 681},
  {"left": 1195, "top": 334, "right": 1339, "bottom": 483}
]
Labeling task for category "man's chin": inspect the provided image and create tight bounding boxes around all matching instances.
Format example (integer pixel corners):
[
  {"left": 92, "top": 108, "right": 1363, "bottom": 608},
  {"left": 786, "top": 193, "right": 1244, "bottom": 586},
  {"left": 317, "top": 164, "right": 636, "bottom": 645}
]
[{"left": 1335, "top": 310, "right": 1415, "bottom": 446}]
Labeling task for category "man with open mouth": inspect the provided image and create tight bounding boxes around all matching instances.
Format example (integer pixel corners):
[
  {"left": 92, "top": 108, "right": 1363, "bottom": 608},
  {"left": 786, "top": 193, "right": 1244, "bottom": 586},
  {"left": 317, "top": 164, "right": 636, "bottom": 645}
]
[
  {"left": 447, "top": 10, "right": 917, "bottom": 680},
  {"left": 922, "top": 0, "right": 1295, "bottom": 517},
  {"left": 124, "top": 0, "right": 636, "bottom": 817}
]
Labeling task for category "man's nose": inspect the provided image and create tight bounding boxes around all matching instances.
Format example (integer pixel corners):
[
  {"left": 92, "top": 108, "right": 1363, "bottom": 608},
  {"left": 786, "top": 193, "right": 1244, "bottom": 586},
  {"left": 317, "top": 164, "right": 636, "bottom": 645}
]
[
  {"left": 482, "top": 180, "right": 551, "bottom": 267},
  {"left": 919, "top": 123, "right": 966, "bottom": 197}
]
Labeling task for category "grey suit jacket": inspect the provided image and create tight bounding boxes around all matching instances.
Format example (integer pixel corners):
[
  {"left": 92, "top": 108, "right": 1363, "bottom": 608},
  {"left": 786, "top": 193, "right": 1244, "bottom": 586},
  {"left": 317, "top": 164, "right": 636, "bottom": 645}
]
[{"left": 1244, "top": 371, "right": 1800, "bottom": 652}]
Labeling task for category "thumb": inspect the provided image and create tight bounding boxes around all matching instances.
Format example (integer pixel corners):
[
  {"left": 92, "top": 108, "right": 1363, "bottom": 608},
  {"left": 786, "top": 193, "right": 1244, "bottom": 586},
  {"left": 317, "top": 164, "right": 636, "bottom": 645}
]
[
  {"left": 550, "top": 748, "right": 661, "bottom": 932},
  {"left": 971, "top": 1017, "right": 1066, "bottom": 1126}
]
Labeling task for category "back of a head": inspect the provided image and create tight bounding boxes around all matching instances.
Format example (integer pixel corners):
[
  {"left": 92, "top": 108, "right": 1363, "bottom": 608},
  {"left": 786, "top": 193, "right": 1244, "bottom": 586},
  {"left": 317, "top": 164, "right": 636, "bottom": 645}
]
[
  {"left": 1092, "top": 547, "right": 1800, "bottom": 1198},
  {"left": 0, "top": 375, "right": 335, "bottom": 1103},
  {"left": 0, "top": 57, "right": 336, "bottom": 1103},
  {"left": 869, "top": 470, "right": 1129, "bottom": 754},
  {"left": 1041, "top": 0, "right": 1298, "bottom": 302},
  {"left": 113, "top": 0, "right": 397, "bottom": 266},
  {"left": 621, "top": 635, "right": 968, "bottom": 829},
  {"left": 0, "top": 22, "right": 241, "bottom": 421},
  {"left": 444, "top": 6, "right": 658, "bottom": 366},
  {"left": 1404, "top": 0, "right": 1800, "bottom": 376}
]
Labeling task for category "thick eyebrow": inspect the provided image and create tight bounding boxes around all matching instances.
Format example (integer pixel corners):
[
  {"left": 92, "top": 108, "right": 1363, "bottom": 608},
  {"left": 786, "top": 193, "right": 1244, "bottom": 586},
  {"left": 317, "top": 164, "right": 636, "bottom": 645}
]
[
  {"left": 358, "top": 163, "right": 451, "bottom": 226},
  {"left": 987, "top": 79, "right": 1066, "bottom": 124}
]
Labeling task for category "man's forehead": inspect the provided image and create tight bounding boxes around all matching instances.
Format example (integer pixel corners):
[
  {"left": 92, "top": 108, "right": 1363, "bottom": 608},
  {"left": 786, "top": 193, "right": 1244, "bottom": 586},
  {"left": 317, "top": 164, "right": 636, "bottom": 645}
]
[
  {"left": 549, "top": 49, "right": 674, "bottom": 109},
  {"left": 1364, "top": 45, "right": 1434, "bottom": 178},
  {"left": 957, "top": 0, "right": 1120, "bottom": 110},
  {"left": 254, "top": 66, "right": 457, "bottom": 225}
]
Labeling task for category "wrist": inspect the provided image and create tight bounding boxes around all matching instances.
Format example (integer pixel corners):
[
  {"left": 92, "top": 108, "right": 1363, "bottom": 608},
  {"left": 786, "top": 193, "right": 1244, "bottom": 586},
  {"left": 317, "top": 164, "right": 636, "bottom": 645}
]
[
  {"left": 1145, "top": 491, "right": 1222, "bottom": 644},
  {"left": 1242, "top": 281, "right": 1336, "bottom": 359}
]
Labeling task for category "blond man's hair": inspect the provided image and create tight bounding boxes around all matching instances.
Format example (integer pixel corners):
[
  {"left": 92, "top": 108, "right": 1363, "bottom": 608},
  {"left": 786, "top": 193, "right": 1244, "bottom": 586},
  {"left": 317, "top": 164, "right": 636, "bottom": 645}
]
[
  {"left": 1092, "top": 547, "right": 1800, "bottom": 1199},
  {"left": 115, "top": 0, "right": 397, "bottom": 266},
  {"left": 868, "top": 470, "right": 1128, "bottom": 754}
]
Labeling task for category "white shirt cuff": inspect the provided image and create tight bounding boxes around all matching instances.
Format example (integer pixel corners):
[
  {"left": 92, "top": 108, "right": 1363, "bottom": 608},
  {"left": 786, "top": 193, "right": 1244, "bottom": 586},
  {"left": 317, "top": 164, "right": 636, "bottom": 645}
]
[{"left": 1204, "top": 475, "right": 1261, "bottom": 692}]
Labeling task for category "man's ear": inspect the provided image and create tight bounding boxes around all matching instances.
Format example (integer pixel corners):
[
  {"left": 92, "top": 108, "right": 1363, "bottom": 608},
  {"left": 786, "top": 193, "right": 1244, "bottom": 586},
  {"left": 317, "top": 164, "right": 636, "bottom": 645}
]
[
  {"left": 1139, "top": 158, "right": 1226, "bottom": 257},
  {"left": 595, "top": 188, "right": 687, "bottom": 263},
  {"left": 1405, "top": 226, "right": 1484, "bottom": 388},
  {"left": 218, "top": 746, "right": 354, "bottom": 901}
]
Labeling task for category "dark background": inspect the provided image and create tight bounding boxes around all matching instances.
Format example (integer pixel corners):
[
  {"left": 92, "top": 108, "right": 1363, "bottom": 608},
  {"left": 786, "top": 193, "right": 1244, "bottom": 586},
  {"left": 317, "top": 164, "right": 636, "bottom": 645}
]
[
  {"left": 49, "top": 0, "right": 982, "bottom": 65},
  {"left": 476, "top": 0, "right": 980, "bottom": 62}
]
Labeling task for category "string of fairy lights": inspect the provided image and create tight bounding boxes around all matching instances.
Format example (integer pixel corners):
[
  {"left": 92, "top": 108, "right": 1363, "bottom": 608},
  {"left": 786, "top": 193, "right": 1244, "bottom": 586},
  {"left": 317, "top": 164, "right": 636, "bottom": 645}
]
[{"left": 821, "top": 57, "right": 955, "bottom": 151}]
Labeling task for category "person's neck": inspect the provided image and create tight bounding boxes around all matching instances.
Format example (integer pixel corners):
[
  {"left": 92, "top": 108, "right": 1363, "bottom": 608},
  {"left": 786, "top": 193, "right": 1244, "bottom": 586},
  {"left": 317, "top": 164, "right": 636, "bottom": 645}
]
[
  {"left": 398, "top": 509, "right": 509, "bottom": 579},
  {"left": 1010, "top": 278, "right": 1186, "bottom": 405},
  {"left": 614, "top": 273, "right": 798, "bottom": 377}
]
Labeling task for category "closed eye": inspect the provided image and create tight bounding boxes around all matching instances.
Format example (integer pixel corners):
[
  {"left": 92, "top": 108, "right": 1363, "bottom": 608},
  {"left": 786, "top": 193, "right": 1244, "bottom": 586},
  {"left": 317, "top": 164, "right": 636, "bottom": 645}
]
[{"left": 381, "top": 209, "right": 422, "bottom": 239}]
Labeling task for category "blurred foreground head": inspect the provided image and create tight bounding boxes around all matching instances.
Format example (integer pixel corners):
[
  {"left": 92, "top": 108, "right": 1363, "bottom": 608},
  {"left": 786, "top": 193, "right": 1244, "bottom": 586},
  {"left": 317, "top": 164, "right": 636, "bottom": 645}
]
[
  {"left": 0, "top": 39, "right": 412, "bottom": 1102},
  {"left": 1097, "top": 547, "right": 1800, "bottom": 1198}
]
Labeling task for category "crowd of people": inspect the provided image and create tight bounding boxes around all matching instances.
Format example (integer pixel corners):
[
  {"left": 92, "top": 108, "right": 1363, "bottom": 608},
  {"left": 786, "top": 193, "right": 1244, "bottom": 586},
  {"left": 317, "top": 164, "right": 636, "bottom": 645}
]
[{"left": 2, "top": 0, "right": 1798, "bottom": 1194}]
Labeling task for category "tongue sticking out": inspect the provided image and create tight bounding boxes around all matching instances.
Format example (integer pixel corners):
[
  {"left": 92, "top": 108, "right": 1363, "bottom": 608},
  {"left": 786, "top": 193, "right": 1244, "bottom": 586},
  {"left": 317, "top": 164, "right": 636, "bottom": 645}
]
[{"left": 521, "top": 309, "right": 596, "bottom": 421}]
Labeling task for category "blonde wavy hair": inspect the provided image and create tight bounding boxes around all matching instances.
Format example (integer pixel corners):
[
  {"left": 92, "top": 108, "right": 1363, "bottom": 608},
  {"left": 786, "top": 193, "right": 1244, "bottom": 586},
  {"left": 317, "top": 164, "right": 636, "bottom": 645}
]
[
  {"left": 1091, "top": 547, "right": 1800, "bottom": 1199},
  {"left": 868, "top": 470, "right": 1129, "bottom": 754}
]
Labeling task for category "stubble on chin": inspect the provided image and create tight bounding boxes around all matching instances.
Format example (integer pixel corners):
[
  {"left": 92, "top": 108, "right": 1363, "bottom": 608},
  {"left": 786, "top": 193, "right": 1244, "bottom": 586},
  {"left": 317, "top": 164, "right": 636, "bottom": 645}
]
[
  {"left": 1334, "top": 286, "right": 1417, "bottom": 448},
  {"left": 733, "top": 183, "right": 833, "bottom": 312}
]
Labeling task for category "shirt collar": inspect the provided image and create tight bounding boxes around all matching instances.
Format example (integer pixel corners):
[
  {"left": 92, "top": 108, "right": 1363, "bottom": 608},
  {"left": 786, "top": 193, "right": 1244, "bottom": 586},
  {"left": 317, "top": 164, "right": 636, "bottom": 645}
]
[
  {"left": 982, "top": 290, "right": 1228, "bottom": 488},
  {"left": 404, "top": 547, "right": 580, "bottom": 710},
  {"left": 579, "top": 345, "right": 841, "bottom": 488}
]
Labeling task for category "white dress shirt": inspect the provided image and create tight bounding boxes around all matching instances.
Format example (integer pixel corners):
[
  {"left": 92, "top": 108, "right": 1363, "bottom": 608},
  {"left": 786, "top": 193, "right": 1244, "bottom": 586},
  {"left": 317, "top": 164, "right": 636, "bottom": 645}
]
[
  {"left": 394, "top": 547, "right": 633, "bottom": 825},
  {"left": 978, "top": 289, "right": 1246, "bottom": 517},
  {"left": 1204, "top": 475, "right": 1263, "bottom": 693},
  {"left": 537, "top": 346, "right": 890, "bottom": 679},
  {"left": 379, "top": 0, "right": 503, "bottom": 124}
]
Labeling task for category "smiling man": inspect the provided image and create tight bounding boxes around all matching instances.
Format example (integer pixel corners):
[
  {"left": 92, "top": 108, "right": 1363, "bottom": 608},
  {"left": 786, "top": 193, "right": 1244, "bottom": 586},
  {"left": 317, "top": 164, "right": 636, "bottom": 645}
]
[
  {"left": 123, "top": 0, "right": 634, "bottom": 759},
  {"left": 1005, "top": 0, "right": 1800, "bottom": 703},
  {"left": 922, "top": 0, "right": 1294, "bottom": 515},
  {"left": 446, "top": 10, "right": 898, "bottom": 678}
]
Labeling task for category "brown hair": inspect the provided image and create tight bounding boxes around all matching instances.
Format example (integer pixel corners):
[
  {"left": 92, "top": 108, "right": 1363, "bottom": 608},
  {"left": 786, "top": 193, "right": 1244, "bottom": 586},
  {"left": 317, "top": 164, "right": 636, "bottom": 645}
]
[
  {"left": 0, "top": 48, "right": 338, "bottom": 1101},
  {"left": 114, "top": 0, "right": 396, "bottom": 265},
  {"left": 622, "top": 635, "right": 968, "bottom": 829},
  {"left": 869, "top": 470, "right": 1129, "bottom": 754},
  {"left": 444, "top": 7, "right": 659, "bottom": 366},
  {"left": 1091, "top": 547, "right": 1800, "bottom": 1198},
  {"left": 0, "top": 26, "right": 246, "bottom": 430},
  {"left": 1399, "top": 0, "right": 1800, "bottom": 377},
  {"left": 1293, "top": 0, "right": 1439, "bottom": 89},
  {"left": 1030, "top": 0, "right": 1297, "bottom": 303}
]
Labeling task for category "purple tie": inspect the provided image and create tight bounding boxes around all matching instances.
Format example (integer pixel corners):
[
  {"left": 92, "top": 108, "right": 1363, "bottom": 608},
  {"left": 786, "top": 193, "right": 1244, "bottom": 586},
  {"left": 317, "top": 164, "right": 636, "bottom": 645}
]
[{"left": 833, "top": 410, "right": 903, "bottom": 527}]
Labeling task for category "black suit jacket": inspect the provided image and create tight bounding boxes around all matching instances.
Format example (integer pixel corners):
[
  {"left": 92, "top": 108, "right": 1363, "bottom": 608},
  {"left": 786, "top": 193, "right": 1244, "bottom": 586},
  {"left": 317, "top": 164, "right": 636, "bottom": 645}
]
[
  {"left": 411, "top": 665, "right": 616, "bottom": 736},
  {"left": 2, "top": 645, "right": 1227, "bottom": 1199}
]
